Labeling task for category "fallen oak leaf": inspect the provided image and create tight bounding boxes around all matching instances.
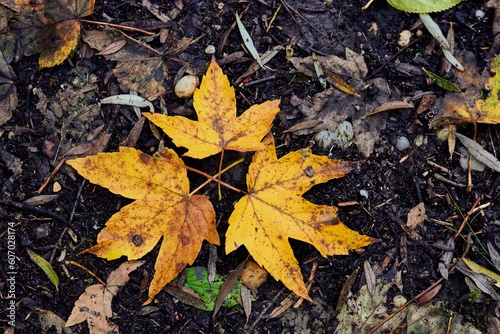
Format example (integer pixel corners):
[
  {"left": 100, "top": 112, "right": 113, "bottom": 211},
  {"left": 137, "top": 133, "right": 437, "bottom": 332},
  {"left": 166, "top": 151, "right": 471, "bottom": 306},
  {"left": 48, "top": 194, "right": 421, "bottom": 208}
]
[
  {"left": 226, "top": 134, "right": 375, "bottom": 300},
  {"left": 144, "top": 59, "right": 280, "bottom": 159},
  {"left": 1, "top": 0, "right": 95, "bottom": 68},
  {"left": 66, "top": 261, "right": 144, "bottom": 333},
  {"left": 66, "top": 146, "right": 219, "bottom": 304}
]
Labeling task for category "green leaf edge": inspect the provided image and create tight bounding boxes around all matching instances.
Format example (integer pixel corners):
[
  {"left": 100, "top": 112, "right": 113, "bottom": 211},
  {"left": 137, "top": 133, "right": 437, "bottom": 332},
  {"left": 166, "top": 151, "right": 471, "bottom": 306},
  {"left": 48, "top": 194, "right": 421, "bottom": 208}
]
[{"left": 386, "top": 0, "right": 463, "bottom": 13}]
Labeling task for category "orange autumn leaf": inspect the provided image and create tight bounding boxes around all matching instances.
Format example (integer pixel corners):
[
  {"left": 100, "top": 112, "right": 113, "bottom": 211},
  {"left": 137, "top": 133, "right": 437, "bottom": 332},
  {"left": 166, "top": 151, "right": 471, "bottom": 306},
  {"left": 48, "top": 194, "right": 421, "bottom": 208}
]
[
  {"left": 226, "top": 134, "right": 375, "bottom": 300},
  {"left": 1, "top": 0, "right": 94, "bottom": 68},
  {"left": 66, "top": 147, "right": 219, "bottom": 305},
  {"left": 144, "top": 59, "right": 280, "bottom": 159}
]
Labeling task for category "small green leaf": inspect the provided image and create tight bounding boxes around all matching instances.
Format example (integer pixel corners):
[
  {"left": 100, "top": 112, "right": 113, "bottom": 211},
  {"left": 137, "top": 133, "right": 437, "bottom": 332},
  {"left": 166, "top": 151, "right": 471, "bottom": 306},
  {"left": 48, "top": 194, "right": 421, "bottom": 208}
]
[
  {"left": 387, "top": 0, "right": 463, "bottom": 13},
  {"left": 179, "top": 267, "right": 254, "bottom": 311},
  {"left": 422, "top": 67, "right": 461, "bottom": 92},
  {"left": 26, "top": 248, "right": 59, "bottom": 291}
]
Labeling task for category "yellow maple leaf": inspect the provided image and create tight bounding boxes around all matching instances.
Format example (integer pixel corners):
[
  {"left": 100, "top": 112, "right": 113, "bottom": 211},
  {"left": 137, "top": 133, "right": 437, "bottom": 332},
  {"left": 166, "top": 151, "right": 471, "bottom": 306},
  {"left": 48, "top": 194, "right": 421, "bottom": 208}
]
[
  {"left": 226, "top": 134, "right": 375, "bottom": 300},
  {"left": 66, "top": 147, "right": 219, "bottom": 305},
  {"left": 144, "top": 59, "right": 280, "bottom": 159},
  {"left": 1, "top": 0, "right": 95, "bottom": 68},
  {"left": 431, "top": 53, "right": 500, "bottom": 127}
]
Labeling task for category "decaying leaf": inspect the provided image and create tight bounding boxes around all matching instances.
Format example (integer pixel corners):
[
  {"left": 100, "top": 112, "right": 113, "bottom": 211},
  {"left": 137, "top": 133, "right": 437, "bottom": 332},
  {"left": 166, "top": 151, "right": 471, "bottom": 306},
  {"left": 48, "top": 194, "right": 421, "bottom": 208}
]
[
  {"left": 336, "top": 270, "right": 481, "bottom": 333},
  {"left": 82, "top": 29, "right": 167, "bottom": 101},
  {"left": 66, "top": 147, "right": 219, "bottom": 304},
  {"left": 226, "top": 134, "right": 374, "bottom": 300},
  {"left": 145, "top": 59, "right": 280, "bottom": 159},
  {"left": 1, "top": 0, "right": 95, "bottom": 68},
  {"left": 288, "top": 48, "right": 368, "bottom": 82},
  {"left": 456, "top": 258, "right": 500, "bottom": 300},
  {"left": 431, "top": 53, "right": 500, "bottom": 127},
  {"left": 289, "top": 51, "right": 398, "bottom": 157},
  {"left": 0, "top": 48, "right": 17, "bottom": 126},
  {"left": 66, "top": 261, "right": 144, "bottom": 333},
  {"left": 406, "top": 202, "right": 425, "bottom": 240},
  {"left": 38, "top": 309, "right": 72, "bottom": 334}
]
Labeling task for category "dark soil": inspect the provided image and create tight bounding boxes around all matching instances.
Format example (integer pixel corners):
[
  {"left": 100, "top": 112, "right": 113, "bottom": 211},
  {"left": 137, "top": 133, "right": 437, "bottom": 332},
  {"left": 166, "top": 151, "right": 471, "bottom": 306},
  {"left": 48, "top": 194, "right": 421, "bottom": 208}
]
[{"left": 1, "top": 0, "right": 499, "bottom": 333}]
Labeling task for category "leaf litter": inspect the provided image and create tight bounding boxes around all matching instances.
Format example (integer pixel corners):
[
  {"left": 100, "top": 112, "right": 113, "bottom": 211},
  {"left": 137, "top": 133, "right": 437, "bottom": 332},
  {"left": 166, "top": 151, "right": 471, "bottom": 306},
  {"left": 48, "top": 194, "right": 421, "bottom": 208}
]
[
  {"left": 287, "top": 49, "right": 405, "bottom": 157},
  {"left": 68, "top": 59, "right": 373, "bottom": 306}
]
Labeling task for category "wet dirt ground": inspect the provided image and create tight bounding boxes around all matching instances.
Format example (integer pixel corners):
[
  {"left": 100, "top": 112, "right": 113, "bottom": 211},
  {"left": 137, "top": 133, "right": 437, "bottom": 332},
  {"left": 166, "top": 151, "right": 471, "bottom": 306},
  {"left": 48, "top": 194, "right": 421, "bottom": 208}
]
[{"left": 1, "top": 0, "right": 499, "bottom": 333}]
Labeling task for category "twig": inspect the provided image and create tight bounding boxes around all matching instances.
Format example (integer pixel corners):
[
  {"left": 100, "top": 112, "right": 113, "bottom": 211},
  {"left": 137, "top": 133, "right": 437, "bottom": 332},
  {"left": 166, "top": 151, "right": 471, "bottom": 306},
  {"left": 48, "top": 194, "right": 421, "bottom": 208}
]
[
  {"left": 65, "top": 260, "right": 107, "bottom": 287},
  {"left": 115, "top": 29, "right": 162, "bottom": 56},
  {"left": 363, "top": 38, "right": 422, "bottom": 83},
  {"left": 453, "top": 197, "right": 481, "bottom": 239},
  {"left": 80, "top": 19, "right": 155, "bottom": 35},
  {"left": 0, "top": 197, "right": 68, "bottom": 225},
  {"left": 433, "top": 173, "right": 466, "bottom": 188}
]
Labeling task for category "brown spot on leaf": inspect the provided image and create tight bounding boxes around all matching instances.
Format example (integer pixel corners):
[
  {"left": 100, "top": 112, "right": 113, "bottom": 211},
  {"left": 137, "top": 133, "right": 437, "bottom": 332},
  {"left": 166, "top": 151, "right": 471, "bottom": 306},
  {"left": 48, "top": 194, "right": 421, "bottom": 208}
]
[
  {"left": 175, "top": 262, "right": 185, "bottom": 273},
  {"left": 180, "top": 235, "right": 190, "bottom": 245},
  {"left": 131, "top": 234, "right": 144, "bottom": 247},
  {"left": 140, "top": 153, "right": 151, "bottom": 164}
]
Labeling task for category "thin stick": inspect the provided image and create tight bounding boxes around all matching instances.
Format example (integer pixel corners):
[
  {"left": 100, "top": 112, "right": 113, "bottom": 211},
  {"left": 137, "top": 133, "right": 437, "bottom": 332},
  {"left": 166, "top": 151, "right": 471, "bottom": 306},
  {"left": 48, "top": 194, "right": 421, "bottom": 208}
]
[
  {"left": 218, "top": 149, "right": 225, "bottom": 200},
  {"left": 38, "top": 158, "right": 67, "bottom": 194},
  {"left": 0, "top": 197, "right": 68, "bottom": 225},
  {"left": 65, "top": 260, "right": 107, "bottom": 287},
  {"left": 80, "top": 19, "right": 155, "bottom": 35},
  {"left": 453, "top": 197, "right": 481, "bottom": 239},
  {"left": 189, "top": 158, "right": 245, "bottom": 196},
  {"left": 115, "top": 29, "right": 162, "bottom": 56}
]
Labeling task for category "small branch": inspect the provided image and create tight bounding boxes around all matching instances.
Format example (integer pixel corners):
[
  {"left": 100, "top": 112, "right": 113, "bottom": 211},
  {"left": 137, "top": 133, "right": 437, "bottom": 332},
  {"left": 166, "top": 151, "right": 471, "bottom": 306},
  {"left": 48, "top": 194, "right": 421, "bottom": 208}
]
[
  {"left": 65, "top": 260, "right": 107, "bottom": 287},
  {"left": 0, "top": 197, "right": 68, "bottom": 225},
  {"left": 79, "top": 19, "right": 155, "bottom": 35},
  {"left": 189, "top": 158, "right": 246, "bottom": 196}
]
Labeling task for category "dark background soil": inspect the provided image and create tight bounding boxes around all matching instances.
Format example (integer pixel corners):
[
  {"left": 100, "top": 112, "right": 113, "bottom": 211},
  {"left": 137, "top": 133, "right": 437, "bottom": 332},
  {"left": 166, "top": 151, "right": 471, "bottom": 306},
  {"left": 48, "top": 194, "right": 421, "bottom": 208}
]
[{"left": 1, "top": 0, "right": 499, "bottom": 333}]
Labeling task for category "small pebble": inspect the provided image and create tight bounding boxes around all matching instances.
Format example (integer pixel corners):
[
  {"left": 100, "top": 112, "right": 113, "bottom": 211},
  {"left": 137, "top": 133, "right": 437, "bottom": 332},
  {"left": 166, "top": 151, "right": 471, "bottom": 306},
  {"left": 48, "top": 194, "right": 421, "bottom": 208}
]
[
  {"left": 413, "top": 135, "right": 428, "bottom": 147},
  {"left": 359, "top": 190, "right": 369, "bottom": 199},
  {"left": 475, "top": 9, "right": 485, "bottom": 19},
  {"left": 393, "top": 295, "right": 407, "bottom": 307},
  {"left": 398, "top": 30, "right": 412, "bottom": 47},
  {"left": 53, "top": 181, "right": 62, "bottom": 193},
  {"left": 205, "top": 45, "right": 216, "bottom": 55},
  {"left": 174, "top": 75, "right": 199, "bottom": 98},
  {"left": 396, "top": 136, "right": 410, "bottom": 150}
]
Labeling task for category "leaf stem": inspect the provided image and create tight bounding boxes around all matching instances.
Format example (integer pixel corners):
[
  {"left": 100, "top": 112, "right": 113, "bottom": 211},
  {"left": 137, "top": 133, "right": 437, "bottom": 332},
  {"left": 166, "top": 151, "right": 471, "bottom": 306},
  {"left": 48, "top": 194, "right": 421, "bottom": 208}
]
[
  {"left": 79, "top": 19, "right": 155, "bottom": 35},
  {"left": 189, "top": 157, "right": 246, "bottom": 196},
  {"left": 65, "top": 260, "right": 107, "bottom": 287},
  {"left": 218, "top": 149, "right": 225, "bottom": 200}
]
